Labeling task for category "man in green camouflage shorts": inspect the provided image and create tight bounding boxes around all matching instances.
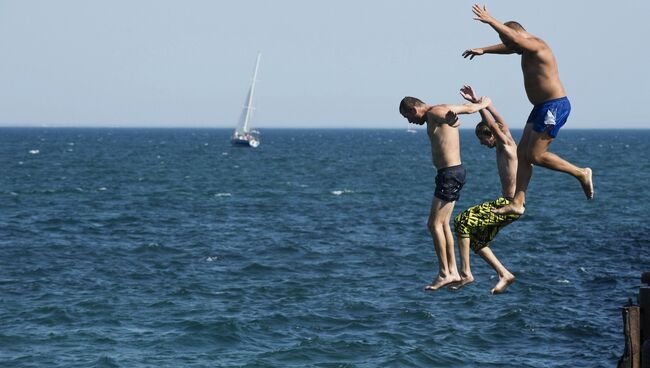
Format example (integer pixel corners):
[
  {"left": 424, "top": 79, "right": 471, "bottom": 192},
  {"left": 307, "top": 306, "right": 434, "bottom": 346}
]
[{"left": 452, "top": 85, "right": 520, "bottom": 294}]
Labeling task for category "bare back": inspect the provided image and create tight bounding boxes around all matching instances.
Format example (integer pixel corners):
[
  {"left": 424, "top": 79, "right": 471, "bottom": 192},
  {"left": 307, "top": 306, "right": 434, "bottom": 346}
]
[
  {"left": 426, "top": 107, "right": 461, "bottom": 169},
  {"left": 522, "top": 38, "right": 566, "bottom": 105}
]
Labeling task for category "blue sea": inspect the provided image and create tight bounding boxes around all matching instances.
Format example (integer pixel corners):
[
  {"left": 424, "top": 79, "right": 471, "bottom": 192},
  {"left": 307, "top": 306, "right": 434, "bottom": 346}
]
[{"left": 1, "top": 128, "right": 648, "bottom": 367}]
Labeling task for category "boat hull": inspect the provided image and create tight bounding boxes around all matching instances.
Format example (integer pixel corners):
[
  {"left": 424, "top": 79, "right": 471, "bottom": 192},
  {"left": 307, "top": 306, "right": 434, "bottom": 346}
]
[{"left": 230, "top": 137, "right": 259, "bottom": 148}]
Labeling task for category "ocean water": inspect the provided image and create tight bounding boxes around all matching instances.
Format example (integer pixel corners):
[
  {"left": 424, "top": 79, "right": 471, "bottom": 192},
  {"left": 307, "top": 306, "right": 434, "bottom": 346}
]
[{"left": 0, "top": 128, "right": 648, "bottom": 367}]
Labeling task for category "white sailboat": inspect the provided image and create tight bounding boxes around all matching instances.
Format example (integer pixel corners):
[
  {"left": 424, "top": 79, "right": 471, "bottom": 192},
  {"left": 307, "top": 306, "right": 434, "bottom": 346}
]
[{"left": 231, "top": 53, "right": 261, "bottom": 148}]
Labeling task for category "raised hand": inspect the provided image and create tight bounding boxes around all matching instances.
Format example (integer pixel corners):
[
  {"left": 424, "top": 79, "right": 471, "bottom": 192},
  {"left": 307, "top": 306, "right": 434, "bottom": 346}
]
[
  {"left": 460, "top": 85, "right": 478, "bottom": 103},
  {"left": 462, "top": 48, "right": 484, "bottom": 60},
  {"left": 472, "top": 4, "right": 494, "bottom": 24},
  {"left": 477, "top": 96, "right": 492, "bottom": 108}
]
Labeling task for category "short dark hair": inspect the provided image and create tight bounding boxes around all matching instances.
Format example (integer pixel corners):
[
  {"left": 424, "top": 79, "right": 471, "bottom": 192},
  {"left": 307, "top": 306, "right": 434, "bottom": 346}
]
[
  {"left": 399, "top": 96, "right": 424, "bottom": 114},
  {"left": 504, "top": 21, "right": 525, "bottom": 32},
  {"left": 475, "top": 121, "right": 492, "bottom": 137}
]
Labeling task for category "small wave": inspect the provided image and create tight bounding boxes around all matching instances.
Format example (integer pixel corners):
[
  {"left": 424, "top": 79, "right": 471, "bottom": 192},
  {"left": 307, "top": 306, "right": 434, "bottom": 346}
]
[
  {"left": 31, "top": 306, "right": 74, "bottom": 325},
  {"left": 94, "top": 356, "right": 119, "bottom": 368},
  {"left": 286, "top": 181, "right": 309, "bottom": 188},
  {"left": 215, "top": 192, "right": 231, "bottom": 197},
  {"left": 557, "top": 279, "right": 571, "bottom": 284},
  {"left": 148, "top": 300, "right": 176, "bottom": 308},
  {"left": 241, "top": 262, "right": 275, "bottom": 273},
  {"left": 587, "top": 275, "right": 618, "bottom": 286},
  {"left": 132, "top": 242, "right": 181, "bottom": 254},
  {"left": 206, "top": 256, "right": 219, "bottom": 262},
  {"left": 331, "top": 189, "right": 354, "bottom": 196},
  {"left": 29, "top": 149, "right": 40, "bottom": 154}
]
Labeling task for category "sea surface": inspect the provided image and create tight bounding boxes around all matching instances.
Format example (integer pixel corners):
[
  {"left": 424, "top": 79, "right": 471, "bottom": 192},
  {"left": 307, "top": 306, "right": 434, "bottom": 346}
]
[{"left": 0, "top": 128, "right": 648, "bottom": 367}]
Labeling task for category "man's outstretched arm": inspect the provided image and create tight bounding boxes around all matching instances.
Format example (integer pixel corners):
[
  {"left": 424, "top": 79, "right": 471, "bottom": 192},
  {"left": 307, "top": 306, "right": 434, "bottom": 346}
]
[
  {"left": 462, "top": 43, "right": 515, "bottom": 59},
  {"left": 471, "top": 4, "right": 541, "bottom": 52},
  {"left": 459, "top": 85, "right": 510, "bottom": 143},
  {"left": 448, "top": 97, "right": 491, "bottom": 115},
  {"left": 429, "top": 97, "right": 491, "bottom": 126},
  {"left": 483, "top": 104, "right": 511, "bottom": 144},
  {"left": 460, "top": 85, "right": 492, "bottom": 124},
  {"left": 485, "top": 104, "right": 510, "bottom": 133}
]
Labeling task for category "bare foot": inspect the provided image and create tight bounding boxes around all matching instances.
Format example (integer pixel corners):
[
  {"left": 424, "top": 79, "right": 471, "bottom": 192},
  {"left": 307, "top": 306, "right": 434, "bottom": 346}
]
[
  {"left": 491, "top": 203, "right": 525, "bottom": 216},
  {"left": 490, "top": 274, "right": 515, "bottom": 294},
  {"left": 425, "top": 274, "right": 461, "bottom": 292},
  {"left": 448, "top": 274, "right": 475, "bottom": 291},
  {"left": 579, "top": 168, "right": 594, "bottom": 199}
]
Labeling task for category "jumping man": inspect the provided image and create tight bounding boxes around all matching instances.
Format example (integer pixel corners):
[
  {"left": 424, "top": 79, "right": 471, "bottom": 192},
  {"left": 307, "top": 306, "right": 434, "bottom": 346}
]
[
  {"left": 453, "top": 85, "right": 519, "bottom": 294},
  {"left": 463, "top": 4, "right": 593, "bottom": 216},
  {"left": 399, "top": 94, "right": 491, "bottom": 291}
]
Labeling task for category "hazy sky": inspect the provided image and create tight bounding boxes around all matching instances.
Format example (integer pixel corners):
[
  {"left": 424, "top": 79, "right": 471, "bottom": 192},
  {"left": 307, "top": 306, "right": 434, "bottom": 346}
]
[{"left": 0, "top": 0, "right": 648, "bottom": 128}]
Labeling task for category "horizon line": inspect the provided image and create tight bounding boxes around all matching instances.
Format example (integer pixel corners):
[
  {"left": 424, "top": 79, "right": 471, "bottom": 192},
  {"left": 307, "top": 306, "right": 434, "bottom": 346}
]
[{"left": 0, "top": 125, "right": 648, "bottom": 130}]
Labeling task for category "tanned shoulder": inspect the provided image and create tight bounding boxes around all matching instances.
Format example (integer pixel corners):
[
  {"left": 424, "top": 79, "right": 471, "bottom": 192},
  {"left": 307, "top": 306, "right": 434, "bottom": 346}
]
[{"left": 425, "top": 106, "right": 449, "bottom": 125}]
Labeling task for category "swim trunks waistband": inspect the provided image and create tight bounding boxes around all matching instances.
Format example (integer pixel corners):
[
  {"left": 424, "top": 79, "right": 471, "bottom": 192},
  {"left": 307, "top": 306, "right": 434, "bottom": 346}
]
[
  {"left": 533, "top": 96, "right": 568, "bottom": 108},
  {"left": 437, "top": 164, "right": 463, "bottom": 174}
]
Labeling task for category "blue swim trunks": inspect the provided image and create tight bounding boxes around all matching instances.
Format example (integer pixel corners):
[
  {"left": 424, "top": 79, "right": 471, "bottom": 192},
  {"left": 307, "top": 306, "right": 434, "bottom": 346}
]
[{"left": 526, "top": 96, "right": 571, "bottom": 138}]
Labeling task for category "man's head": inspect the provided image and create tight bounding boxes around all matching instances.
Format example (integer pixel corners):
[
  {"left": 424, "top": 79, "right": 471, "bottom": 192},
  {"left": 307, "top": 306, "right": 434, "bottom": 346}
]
[
  {"left": 500, "top": 21, "right": 526, "bottom": 54},
  {"left": 475, "top": 121, "right": 496, "bottom": 148},
  {"left": 399, "top": 96, "right": 427, "bottom": 125}
]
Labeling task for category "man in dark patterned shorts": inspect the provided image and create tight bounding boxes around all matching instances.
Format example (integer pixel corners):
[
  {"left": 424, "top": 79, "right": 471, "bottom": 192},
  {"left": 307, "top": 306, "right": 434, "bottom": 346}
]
[
  {"left": 399, "top": 92, "right": 490, "bottom": 292},
  {"left": 452, "top": 85, "right": 519, "bottom": 294}
]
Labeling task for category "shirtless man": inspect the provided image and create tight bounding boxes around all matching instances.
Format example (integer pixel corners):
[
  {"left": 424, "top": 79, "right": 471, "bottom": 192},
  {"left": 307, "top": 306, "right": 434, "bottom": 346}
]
[
  {"left": 452, "top": 85, "right": 519, "bottom": 294},
  {"left": 463, "top": 4, "right": 593, "bottom": 216},
  {"left": 399, "top": 94, "right": 490, "bottom": 291}
]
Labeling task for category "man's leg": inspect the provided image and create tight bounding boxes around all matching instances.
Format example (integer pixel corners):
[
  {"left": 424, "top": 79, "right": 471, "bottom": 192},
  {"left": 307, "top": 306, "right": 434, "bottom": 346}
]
[
  {"left": 477, "top": 247, "right": 515, "bottom": 294},
  {"left": 527, "top": 130, "right": 594, "bottom": 199},
  {"left": 443, "top": 204, "right": 460, "bottom": 279},
  {"left": 493, "top": 123, "right": 535, "bottom": 216},
  {"left": 448, "top": 236, "right": 474, "bottom": 291},
  {"left": 425, "top": 197, "right": 460, "bottom": 291},
  {"left": 495, "top": 124, "right": 594, "bottom": 217}
]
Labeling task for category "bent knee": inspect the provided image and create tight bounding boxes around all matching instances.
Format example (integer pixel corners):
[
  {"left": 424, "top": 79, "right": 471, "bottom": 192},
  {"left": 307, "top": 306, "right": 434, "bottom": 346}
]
[
  {"left": 427, "top": 221, "right": 446, "bottom": 234},
  {"left": 529, "top": 152, "right": 546, "bottom": 165}
]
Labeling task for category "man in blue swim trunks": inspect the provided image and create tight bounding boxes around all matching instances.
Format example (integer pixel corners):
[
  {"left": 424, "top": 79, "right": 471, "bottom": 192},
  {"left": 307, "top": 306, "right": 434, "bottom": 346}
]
[{"left": 463, "top": 4, "right": 594, "bottom": 216}]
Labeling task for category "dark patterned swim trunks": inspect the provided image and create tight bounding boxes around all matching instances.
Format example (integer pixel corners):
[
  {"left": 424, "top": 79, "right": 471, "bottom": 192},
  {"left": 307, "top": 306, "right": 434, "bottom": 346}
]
[{"left": 454, "top": 197, "right": 520, "bottom": 253}]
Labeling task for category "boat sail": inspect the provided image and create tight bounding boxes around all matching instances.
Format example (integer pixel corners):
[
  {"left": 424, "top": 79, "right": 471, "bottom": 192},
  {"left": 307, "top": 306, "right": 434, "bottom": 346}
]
[{"left": 231, "top": 53, "right": 261, "bottom": 148}]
